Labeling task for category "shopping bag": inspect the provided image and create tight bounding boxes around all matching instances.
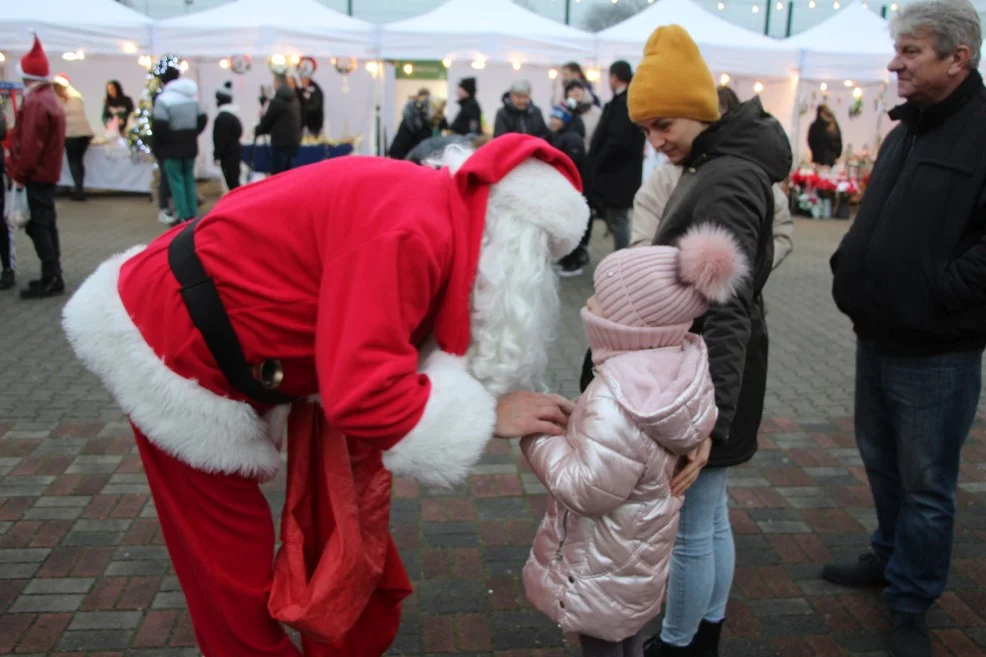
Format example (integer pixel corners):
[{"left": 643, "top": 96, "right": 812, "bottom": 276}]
[
  {"left": 5, "top": 186, "right": 29, "bottom": 229},
  {"left": 268, "top": 403, "right": 412, "bottom": 657}
]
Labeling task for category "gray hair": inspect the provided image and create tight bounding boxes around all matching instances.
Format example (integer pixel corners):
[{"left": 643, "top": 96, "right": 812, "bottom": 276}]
[
  {"left": 509, "top": 79, "right": 533, "bottom": 95},
  {"left": 890, "top": 0, "right": 982, "bottom": 69}
]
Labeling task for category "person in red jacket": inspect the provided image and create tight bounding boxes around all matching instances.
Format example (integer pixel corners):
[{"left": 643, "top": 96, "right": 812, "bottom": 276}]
[
  {"left": 7, "top": 35, "right": 66, "bottom": 299},
  {"left": 62, "top": 134, "right": 588, "bottom": 657}
]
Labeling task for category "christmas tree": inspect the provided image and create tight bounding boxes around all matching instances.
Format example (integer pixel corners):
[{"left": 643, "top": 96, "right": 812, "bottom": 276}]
[{"left": 127, "top": 54, "right": 181, "bottom": 157}]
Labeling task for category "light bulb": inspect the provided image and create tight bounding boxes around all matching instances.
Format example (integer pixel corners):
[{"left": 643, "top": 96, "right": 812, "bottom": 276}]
[
  {"left": 442, "top": 57, "right": 452, "bottom": 68},
  {"left": 179, "top": 60, "right": 188, "bottom": 72},
  {"left": 720, "top": 73, "right": 731, "bottom": 86},
  {"left": 548, "top": 68, "right": 559, "bottom": 80},
  {"left": 219, "top": 58, "right": 230, "bottom": 70},
  {"left": 365, "top": 61, "right": 379, "bottom": 75},
  {"left": 833, "top": 1, "right": 840, "bottom": 7},
  {"left": 843, "top": 79, "right": 853, "bottom": 87},
  {"left": 754, "top": 81, "right": 765, "bottom": 93},
  {"left": 0, "top": 53, "right": 6, "bottom": 63},
  {"left": 290, "top": 54, "right": 301, "bottom": 66},
  {"left": 776, "top": 2, "right": 784, "bottom": 9},
  {"left": 808, "top": 0, "right": 815, "bottom": 7},
  {"left": 752, "top": 5, "right": 759, "bottom": 12},
  {"left": 852, "top": 86, "right": 863, "bottom": 98},
  {"left": 717, "top": 1, "right": 725, "bottom": 9},
  {"left": 122, "top": 41, "right": 137, "bottom": 54},
  {"left": 890, "top": 2, "right": 898, "bottom": 9},
  {"left": 402, "top": 63, "right": 413, "bottom": 75},
  {"left": 820, "top": 82, "right": 828, "bottom": 91},
  {"left": 471, "top": 59, "right": 486, "bottom": 70},
  {"left": 512, "top": 60, "right": 522, "bottom": 71}
]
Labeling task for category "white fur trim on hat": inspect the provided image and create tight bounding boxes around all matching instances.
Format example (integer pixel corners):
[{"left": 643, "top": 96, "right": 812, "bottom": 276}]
[
  {"left": 382, "top": 347, "right": 497, "bottom": 489},
  {"left": 61, "top": 247, "right": 283, "bottom": 479},
  {"left": 488, "top": 159, "right": 590, "bottom": 261},
  {"left": 15, "top": 62, "right": 50, "bottom": 82}
]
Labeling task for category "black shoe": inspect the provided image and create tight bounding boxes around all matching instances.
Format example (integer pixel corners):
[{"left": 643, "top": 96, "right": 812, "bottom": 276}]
[
  {"left": 692, "top": 620, "right": 723, "bottom": 657},
  {"left": 19, "top": 276, "right": 64, "bottom": 299},
  {"left": 70, "top": 189, "right": 86, "bottom": 201},
  {"left": 0, "top": 269, "right": 15, "bottom": 290},
  {"left": 821, "top": 552, "right": 888, "bottom": 588},
  {"left": 889, "top": 611, "right": 930, "bottom": 657},
  {"left": 643, "top": 634, "right": 699, "bottom": 657}
]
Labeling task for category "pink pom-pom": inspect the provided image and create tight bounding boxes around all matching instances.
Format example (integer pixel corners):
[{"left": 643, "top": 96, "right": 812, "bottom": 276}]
[{"left": 676, "top": 224, "right": 749, "bottom": 303}]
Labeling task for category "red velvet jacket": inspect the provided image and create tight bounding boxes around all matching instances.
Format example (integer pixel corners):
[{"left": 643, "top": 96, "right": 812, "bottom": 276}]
[{"left": 10, "top": 83, "right": 65, "bottom": 185}]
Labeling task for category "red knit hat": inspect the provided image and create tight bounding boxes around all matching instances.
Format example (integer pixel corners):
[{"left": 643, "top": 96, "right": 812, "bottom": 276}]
[{"left": 18, "top": 35, "right": 51, "bottom": 82}]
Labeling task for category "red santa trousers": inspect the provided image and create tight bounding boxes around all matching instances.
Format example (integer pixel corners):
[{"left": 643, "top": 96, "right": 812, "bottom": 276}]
[{"left": 132, "top": 428, "right": 302, "bottom": 657}]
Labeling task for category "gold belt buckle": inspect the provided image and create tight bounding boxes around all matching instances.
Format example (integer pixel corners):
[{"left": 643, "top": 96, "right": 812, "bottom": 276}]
[{"left": 254, "top": 359, "right": 285, "bottom": 390}]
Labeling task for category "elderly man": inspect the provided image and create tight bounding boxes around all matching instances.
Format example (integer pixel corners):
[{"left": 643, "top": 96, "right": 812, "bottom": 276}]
[
  {"left": 494, "top": 80, "right": 549, "bottom": 139},
  {"left": 826, "top": 2, "right": 985, "bottom": 655}
]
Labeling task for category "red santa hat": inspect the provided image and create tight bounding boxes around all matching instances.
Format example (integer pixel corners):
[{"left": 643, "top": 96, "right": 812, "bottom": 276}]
[{"left": 18, "top": 34, "right": 51, "bottom": 82}]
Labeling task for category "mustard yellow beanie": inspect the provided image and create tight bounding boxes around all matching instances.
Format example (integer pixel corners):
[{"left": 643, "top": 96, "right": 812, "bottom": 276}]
[{"left": 628, "top": 25, "right": 720, "bottom": 125}]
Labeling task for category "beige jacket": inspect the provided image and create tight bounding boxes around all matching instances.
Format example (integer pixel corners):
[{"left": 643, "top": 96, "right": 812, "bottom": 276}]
[
  {"left": 578, "top": 104, "right": 602, "bottom": 150},
  {"left": 631, "top": 164, "right": 794, "bottom": 269},
  {"left": 59, "top": 94, "right": 93, "bottom": 139},
  {"left": 522, "top": 320, "right": 716, "bottom": 642}
]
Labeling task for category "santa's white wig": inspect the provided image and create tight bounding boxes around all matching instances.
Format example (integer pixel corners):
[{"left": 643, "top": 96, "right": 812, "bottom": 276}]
[{"left": 428, "top": 144, "right": 564, "bottom": 396}]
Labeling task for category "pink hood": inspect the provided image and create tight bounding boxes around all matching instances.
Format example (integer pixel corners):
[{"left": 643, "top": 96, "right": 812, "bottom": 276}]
[{"left": 521, "top": 309, "right": 717, "bottom": 642}]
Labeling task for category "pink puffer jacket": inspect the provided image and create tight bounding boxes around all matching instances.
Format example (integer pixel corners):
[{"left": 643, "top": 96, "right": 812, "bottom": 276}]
[{"left": 521, "top": 319, "right": 716, "bottom": 643}]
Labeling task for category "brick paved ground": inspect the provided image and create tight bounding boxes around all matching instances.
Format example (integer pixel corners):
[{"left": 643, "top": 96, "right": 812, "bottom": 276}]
[{"left": 1, "top": 191, "right": 985, "bottom": 657}]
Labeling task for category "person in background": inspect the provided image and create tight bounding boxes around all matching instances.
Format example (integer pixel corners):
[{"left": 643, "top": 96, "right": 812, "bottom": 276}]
[
  {"left": 255, "top": 74, "right": 302, "bottom": 175},
  {"left": 561, "top": 62, "right": 601, "bottom": 107},
  {"left": 389, "top": 88, "right": 433, "bottom": 160},
  {"left": 826, "top": 2, "right": 985, "bottom": 656},
  {"left": 807, "top": 104, "right": 843, "bottom": 167},
  {"left": 102, "top": 80, "right": 134, "bottom": 131},
  {"left": 213, "top": 81, "right": 243, "bottom": 193},
  {"left": 0, "top": 100, "right": 13, "bottom": 291},
  {"left": 565, "top": 79, "right": 602, "bottom": 149},
  {"left": 632, "top": 85, "right": 795, "bottom": 271},
  {"left": 449, "top": 77, "right": 482, "bottom": 136},
  {"left": 494, "top": 80, "right": 549, "bottom": 139},
  {"left": 299, "top": 75, "right": 324, "bottom": 138},
  {"left": 547, "top": 100, "right": 590, "bottom": 278},
  {"left": 53, "top": 74, "right": 93, "bottom": 202},
  {"left": 9, "top": 36, "right": 67, "bottom": 299},
  {"left": 152, "top": 64, "right": 207, "bottom": 225},
  {"left": 585, "top": 60, "right": 645, "bottom": 254}
]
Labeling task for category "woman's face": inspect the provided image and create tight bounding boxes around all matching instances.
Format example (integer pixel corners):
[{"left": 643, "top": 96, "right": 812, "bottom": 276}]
[{"left": 107, "top": 84, "right": 117, "bottom": 98}]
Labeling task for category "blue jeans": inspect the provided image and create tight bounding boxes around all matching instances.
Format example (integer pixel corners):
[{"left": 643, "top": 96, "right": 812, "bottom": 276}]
[
  {"left": 660, "top": 468, "right": 734, "bottom": 647},
  {"left": 855, "top": 340, "right": 982, "bottom": 613}
]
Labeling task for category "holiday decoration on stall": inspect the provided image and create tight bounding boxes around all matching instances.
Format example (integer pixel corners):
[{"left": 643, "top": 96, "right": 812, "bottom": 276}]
[
  {"left": 849, "top": 86, "right": 864, "bottom": 119},
  {"left": 269, "top": 54, "right": 289, "bottom": 75},
  {"left": 127, "top": 54, "right": 182, "bottom": 159},
  {"left": 331, "top": 57, "right": 357, "bottom": 94},
  {"left": 298, "top": 57, "right": 317, "bottom": 78},
  {"left": 230, "top": 55, "right": 252, "bottom": 75}
]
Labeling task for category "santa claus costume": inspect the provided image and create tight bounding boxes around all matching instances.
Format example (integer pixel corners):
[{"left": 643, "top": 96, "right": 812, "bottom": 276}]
[{"left": 62, "top": 134, "right": 589, "bottom": 657}]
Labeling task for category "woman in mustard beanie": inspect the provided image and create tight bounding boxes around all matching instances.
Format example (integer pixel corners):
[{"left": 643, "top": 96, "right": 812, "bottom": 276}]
[{"left": 580, "top": 24, "right": 793, "bottom": 657}]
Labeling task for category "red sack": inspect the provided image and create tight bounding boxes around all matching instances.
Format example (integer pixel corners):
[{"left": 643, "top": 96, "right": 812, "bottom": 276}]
[{"left": 268, "top": 403, "right": 413, "bottom": 657}]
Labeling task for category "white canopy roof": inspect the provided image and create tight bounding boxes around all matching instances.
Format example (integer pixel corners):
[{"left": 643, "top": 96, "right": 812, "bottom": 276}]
[
  {"left": 596, "top": 0, "right": 798, "bottom": 78},
  {"left": 152, "top": 0, "right": 377, "bottom": 59},
  {"left": 380, "top": 0, "right": 595, "bottom": 66},
  {"left": 0, "top": 0, "right": 152, "bottom": 56},
  {"left": 785, "top": 2, "right": 893, "bottom": 82}
]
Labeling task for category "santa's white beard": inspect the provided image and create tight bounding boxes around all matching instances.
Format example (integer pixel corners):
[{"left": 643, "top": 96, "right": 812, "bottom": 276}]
[{"left": 466, "top": 210, "right": 560, "bottom": 397}]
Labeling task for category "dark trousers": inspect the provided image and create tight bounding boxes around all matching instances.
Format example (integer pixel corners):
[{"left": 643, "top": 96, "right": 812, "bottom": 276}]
[
  {"left": 24, "top": 182, "right": 60, "bottom": 279},
  {"left": 158, "top": 161, "right": 171, "bottom": 212},
  {"left": 220, "top": 155, "right": 241, "bottom": 191},
  {"left": 271, "top": 147, "right": 297, "bottom": 175},
  {"left": 855, "top": 340, "right": 982, "bottom": 613},
  {"left": 65, "top": 136, "right": 91, "bottom": 192},
  {"left": 0, "top": 157, "right": 12, "bottom": 272}
]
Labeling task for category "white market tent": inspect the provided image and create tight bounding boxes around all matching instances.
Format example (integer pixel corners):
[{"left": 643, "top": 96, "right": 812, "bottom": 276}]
[
  {"left": 596, "top": 0, "right": 798, "bottom": 78},
  {"left": 152, "top": 0, "right": 377, "bottom": 58},
  {"left": 785, "top": 1, "right": 893, "bottom": 83},
  {"left": 0, "top": 0, "right": 153, "bottom": 56},
  {"left": 379, "top": 0, "right": 595, "bottom": 66}
]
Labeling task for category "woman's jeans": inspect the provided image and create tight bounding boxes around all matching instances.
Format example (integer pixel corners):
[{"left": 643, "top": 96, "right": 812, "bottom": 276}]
[{"left": 661, "top": 467, "right": 734, "bottom": 647}]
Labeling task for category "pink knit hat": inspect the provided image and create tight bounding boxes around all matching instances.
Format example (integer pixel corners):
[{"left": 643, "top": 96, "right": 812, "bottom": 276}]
[{"left": 590, "top": 224, "right": 748, "bottom": 348}]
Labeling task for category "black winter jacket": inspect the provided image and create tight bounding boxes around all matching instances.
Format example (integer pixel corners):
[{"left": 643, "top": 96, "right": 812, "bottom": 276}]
[
  {"left": 212, "top": 105, "right": 243, "bottom": 162},
  {"left": 832, "top": 70, "right": 986, "bottom": 356},
  {"left": 493, "top": 94, "right": 549, "bottom": 140},
  {"left": 586, "top": 89, "right": 645, "bottom": 210},
  {"left": 548, "top": 118, "right": 587, "bottom": 188},
  {"left": 389, "top": 98, "right": 433, "bottom": 160},
  {"left": 299, "top": 80, "right": 324, "bottom": 136},
  {"left": 255, "top": 86, "right": 301, "bottom": 150},
  {"left": 450, "top": 97, "right": 482, "bottom": 136},
  {"left": 581, "top": 98, "right": 792, "bottom": 468}
]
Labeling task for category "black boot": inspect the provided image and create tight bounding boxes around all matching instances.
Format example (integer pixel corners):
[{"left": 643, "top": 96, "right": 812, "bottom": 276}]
[
  {"left": 889, "top": 611, "right": 930, "bottom": 657},
  {"left": 821, "top": 551, "right": 888, "bottom": 588},
  {"left": 0, "top": 269, "right": 15, "bottom": 290},
  {"left": 692, "top": 620, "right": 724, "bottom": 657},
  {"left": 643, "top": 634, "right": 700, "bottom": 657},
  {"left": 19, "top": 276, "right": 64, "bottom": 299}
]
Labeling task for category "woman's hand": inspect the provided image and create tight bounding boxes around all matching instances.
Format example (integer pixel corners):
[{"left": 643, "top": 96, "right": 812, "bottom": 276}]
[
  {"left": 671, "top": 437, "right": 712, "bottom": 496},
  {"left": 494, "top": 391, "right": 574, "bottom": 439}
]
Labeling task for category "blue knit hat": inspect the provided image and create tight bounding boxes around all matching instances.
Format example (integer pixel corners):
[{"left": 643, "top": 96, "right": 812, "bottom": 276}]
[{"left": 550, "top": 103, "right": 573, "bottom": 125}]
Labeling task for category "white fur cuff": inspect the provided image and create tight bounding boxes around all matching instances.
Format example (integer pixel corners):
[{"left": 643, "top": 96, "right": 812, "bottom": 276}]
[{"left": 382, "top": 352, "right": 497, "bottom": 489}]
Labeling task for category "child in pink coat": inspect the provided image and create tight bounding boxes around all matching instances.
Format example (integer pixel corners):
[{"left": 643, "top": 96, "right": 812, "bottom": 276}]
[{"left": 522, "top": 225, "right": 747, "bottom": 657}]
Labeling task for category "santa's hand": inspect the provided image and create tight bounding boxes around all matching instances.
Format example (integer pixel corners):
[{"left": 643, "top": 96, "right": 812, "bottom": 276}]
[{"left": 494, "top": 391, "right": 571, "bottom": 439}]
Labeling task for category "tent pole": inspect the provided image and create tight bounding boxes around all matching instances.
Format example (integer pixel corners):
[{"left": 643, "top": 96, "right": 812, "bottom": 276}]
[
  {"left": 785, "top": 0, "right": 795, "bottom": 37},
  {"left": 348, "top": 0, "right": 353, "bottom": 16},
  {"left": 565, "top": 0, "right": 571, "bottom": 25},
  {"left": 763, "top": 1, "right": 772, "bottom": 36}
]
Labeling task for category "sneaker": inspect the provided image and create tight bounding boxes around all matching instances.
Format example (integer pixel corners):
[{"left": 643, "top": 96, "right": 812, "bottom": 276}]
[
  {"left": 557, "top": 264, "right": 584, "bottom": 278},
  {"left": 889, "top": 611, "right": 930, "bottom": 657},
  {"left": 19, "top": 276, "right": 65, "bottom": 300},
  {"left": 821, "top": 552, "right": 888, "bottom": 588},
  {"left": 0, "top": 269, "right": 15, "bottom": 290},
  {"left": 158, "top": 209, "right": 176, "bottom": 225}
]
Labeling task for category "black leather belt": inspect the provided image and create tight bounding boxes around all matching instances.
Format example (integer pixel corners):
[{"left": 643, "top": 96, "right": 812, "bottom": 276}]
[{"left": 167, "top": 219, "right": 300, "bottom": 406}]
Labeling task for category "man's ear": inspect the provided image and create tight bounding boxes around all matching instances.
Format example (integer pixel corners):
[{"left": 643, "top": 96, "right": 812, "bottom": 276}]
[{"left": 948, "top": 45, "right": 972, "bottom": 75}]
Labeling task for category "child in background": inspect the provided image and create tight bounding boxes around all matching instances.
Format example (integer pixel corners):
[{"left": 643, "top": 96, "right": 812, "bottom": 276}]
[{"left": 522, "top": 225, "right": 746, "bottom": 657}]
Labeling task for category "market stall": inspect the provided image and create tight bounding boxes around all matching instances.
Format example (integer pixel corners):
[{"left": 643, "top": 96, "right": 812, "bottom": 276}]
[{"left": 57, "top": 138, "right": 155, "bottom": 195}]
